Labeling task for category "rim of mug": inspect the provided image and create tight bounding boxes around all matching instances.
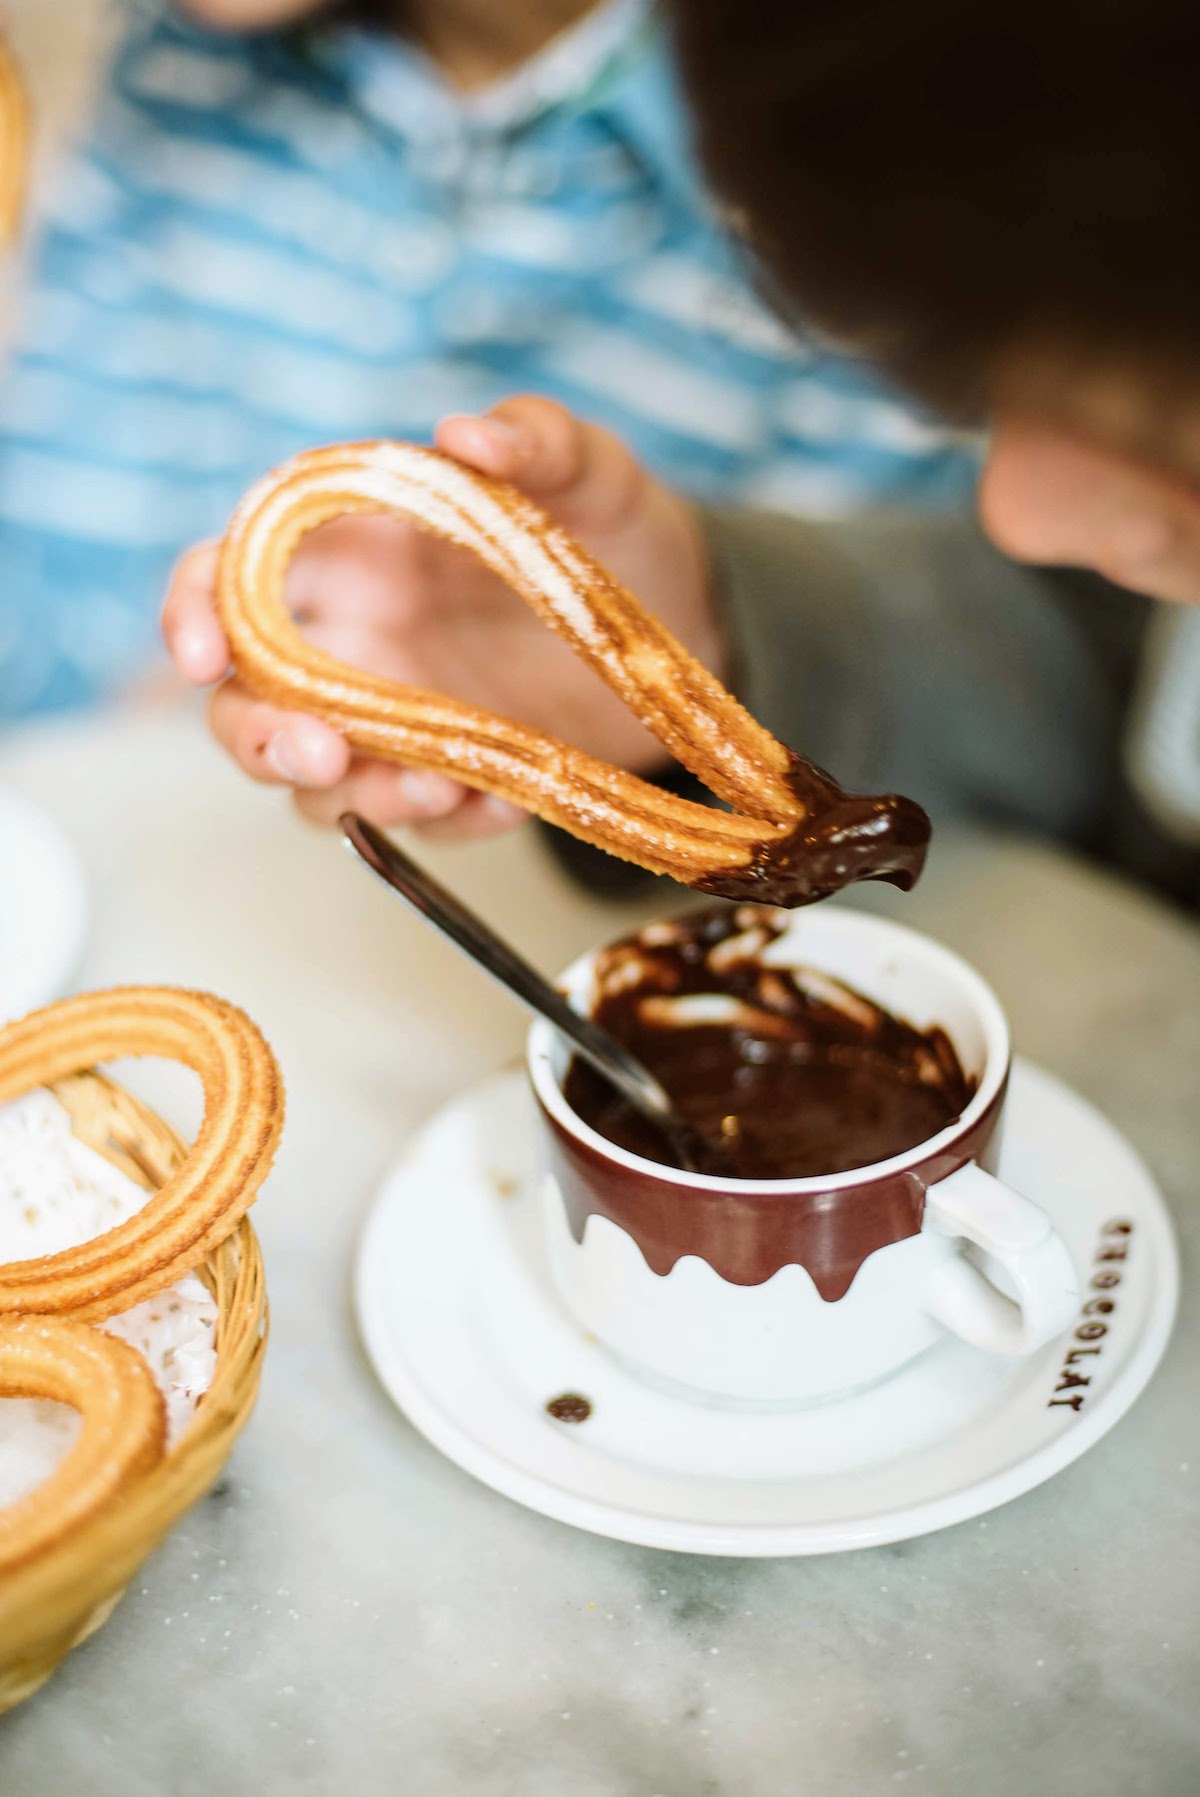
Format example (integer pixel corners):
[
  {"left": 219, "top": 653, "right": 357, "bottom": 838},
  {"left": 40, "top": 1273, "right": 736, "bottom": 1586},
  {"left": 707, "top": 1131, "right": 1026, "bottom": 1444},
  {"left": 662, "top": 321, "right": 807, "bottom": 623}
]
[{"left": 527, "top": 905, "right": 1011, "bottom": 1196}]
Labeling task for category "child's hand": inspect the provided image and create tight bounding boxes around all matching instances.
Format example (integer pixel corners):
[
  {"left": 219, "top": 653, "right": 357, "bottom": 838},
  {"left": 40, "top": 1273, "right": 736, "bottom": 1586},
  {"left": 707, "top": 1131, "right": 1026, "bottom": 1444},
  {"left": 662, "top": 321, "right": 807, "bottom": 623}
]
[{"left": 162, "top": 397, "right": 721, "bottom": 838}]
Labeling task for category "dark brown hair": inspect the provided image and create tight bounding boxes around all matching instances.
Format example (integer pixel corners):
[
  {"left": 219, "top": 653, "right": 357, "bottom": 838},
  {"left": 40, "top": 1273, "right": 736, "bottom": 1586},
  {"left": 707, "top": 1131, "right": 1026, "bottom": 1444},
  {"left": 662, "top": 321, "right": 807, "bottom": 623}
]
[
  {"left": 672, "top": 0, "right": 1200, "bottom": 417},
  {"left": 327, "top": 1, "right": 404, "bottom": 22}
]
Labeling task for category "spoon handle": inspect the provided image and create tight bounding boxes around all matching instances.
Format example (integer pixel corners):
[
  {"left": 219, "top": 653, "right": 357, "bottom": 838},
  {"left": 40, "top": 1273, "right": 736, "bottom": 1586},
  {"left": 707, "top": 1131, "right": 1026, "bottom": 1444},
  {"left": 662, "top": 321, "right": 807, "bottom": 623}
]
[{"left": 339, "top": 814, "right": 696, "bottom": 1167}]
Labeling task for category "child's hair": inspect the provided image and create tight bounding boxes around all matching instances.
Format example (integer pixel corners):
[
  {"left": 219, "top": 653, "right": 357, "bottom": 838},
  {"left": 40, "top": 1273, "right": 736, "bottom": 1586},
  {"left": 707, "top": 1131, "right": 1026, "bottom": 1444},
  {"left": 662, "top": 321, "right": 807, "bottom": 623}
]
[
  {"left": 672, "top": 0, "right": 1200, "bottom": 416},
  {"left": 329, "top": 2, "right": 403, "bottom": 21}
]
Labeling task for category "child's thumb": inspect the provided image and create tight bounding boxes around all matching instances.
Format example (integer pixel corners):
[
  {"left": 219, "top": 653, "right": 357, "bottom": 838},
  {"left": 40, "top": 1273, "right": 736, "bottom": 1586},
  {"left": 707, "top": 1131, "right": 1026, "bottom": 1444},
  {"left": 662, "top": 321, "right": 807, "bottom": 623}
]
[{"left": 435, "top": 396, "right": 634, "bottom": 528}]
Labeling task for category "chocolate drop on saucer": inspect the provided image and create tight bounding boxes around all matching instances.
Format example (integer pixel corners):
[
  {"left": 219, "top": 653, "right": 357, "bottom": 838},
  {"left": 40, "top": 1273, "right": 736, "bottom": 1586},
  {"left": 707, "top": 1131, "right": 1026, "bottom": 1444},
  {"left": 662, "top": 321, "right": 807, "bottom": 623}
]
[{"left": 545, "top": 1393, "right": 592, "bottom": 1423}]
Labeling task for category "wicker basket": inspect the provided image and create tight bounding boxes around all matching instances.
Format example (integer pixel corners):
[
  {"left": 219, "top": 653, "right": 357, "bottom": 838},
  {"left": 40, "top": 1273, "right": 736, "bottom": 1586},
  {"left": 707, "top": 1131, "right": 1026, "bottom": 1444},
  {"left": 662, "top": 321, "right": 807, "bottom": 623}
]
[{"left": 0, "top": 1070, "right": 268, "bottom": 1713}]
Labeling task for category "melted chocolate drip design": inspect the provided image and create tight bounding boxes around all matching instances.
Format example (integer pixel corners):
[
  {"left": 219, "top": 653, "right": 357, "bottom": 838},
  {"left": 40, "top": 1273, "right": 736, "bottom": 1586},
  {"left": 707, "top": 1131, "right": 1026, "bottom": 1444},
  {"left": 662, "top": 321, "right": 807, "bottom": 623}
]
[{"left": 544, "top": 908, "right": 998, "bottom": 1301}]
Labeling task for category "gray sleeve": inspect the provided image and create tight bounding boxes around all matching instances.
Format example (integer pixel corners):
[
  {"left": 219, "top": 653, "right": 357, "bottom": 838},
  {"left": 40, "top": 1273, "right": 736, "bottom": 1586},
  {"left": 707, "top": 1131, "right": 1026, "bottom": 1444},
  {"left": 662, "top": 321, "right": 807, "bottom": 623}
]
[{"left": 701, "top": 506, "right": 1144, "bottom": 843}]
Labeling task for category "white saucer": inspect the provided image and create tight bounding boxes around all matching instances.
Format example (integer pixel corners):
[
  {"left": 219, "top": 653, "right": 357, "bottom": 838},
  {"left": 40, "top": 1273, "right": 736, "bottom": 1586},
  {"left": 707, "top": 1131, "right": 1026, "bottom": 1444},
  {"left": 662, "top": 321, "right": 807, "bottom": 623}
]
[
  {"left": 0, "top": 788, "right": 88, "bottom": 1025},
  {"left": 356, "top": 1060, "right": 1178, "bottom": 1556}
]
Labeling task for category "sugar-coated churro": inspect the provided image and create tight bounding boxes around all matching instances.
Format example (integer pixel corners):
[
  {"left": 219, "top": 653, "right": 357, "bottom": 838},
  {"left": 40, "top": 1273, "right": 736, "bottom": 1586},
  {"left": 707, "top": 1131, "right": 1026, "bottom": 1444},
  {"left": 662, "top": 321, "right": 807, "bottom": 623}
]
[
  {"left": 0, "top": 1317, "right": 165, "bottom": 1573},
  {"left": 0, "top": 988, "right": 283, "bottom": 1321},
  {"left": 219, "top": 442, "right": 930, "bottom": 906}
]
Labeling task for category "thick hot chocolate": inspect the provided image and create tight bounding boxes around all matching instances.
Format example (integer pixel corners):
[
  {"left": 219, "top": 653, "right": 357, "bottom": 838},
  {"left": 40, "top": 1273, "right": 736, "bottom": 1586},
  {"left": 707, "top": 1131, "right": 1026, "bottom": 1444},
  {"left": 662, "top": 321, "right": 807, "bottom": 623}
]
[{"left": 565, "top": 908, "right": 975, "bottom": 1180}]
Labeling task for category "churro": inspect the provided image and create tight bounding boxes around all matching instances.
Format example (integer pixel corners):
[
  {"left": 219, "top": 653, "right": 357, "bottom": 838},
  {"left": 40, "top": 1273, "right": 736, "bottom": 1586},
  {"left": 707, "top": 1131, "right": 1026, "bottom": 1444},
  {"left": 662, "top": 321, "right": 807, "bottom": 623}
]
[
  {"left": 0, "top": 988, "right": 282, "bottom": 1321},
  {"left": 219, "top": 442, "right": 929, "bottom": 906},
  {"left": 0, "top": 35, "right": 28, "bottom": 250},
  {"left": 0, "top": 1317, "right": 165, "bottom": 1573}
]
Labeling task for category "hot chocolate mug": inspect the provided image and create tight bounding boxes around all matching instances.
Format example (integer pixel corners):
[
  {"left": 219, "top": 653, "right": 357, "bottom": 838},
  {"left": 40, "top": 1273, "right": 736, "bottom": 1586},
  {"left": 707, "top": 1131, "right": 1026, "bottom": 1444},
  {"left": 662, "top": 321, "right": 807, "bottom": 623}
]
[{"left": 528, "top": 907, "right": 1079, "bottom": 1406}]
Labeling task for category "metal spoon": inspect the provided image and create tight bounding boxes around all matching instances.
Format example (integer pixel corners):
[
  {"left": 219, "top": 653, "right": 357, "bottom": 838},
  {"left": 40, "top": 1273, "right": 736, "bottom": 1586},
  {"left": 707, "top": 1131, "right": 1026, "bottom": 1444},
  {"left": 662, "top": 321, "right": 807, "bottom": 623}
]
[{"left": 339, "top": 813, "right": 702, "bottom": 1172}]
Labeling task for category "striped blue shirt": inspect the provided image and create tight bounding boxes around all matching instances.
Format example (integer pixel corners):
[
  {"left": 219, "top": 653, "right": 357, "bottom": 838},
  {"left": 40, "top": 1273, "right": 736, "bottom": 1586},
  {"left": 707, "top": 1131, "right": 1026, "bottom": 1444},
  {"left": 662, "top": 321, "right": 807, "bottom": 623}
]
[{"left": 0, "top": 0, "right": 977, "bottom": 716}]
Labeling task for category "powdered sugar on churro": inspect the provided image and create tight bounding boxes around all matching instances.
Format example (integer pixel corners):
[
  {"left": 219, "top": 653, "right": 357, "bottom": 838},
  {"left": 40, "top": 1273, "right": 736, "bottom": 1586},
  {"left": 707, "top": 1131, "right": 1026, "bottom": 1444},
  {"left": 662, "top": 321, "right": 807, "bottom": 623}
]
[{"left": 0, "top": 1090, "right": 218, "bottom": 1504}]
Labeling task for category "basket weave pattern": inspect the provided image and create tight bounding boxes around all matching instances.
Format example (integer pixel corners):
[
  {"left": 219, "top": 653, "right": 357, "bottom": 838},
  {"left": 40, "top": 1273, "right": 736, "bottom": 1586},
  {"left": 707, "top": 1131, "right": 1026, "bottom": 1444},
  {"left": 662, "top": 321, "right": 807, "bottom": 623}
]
[{"left": 0, "top": 1070, "right": 268, "bottom": 1712}]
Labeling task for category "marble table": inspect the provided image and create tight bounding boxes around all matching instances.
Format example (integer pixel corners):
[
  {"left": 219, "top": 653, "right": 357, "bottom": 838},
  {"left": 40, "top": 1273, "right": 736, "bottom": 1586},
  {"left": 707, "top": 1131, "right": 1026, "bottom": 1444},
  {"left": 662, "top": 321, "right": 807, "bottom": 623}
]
[{"left": 1, "top": 708, "right": 1198, "bottom": 1797}]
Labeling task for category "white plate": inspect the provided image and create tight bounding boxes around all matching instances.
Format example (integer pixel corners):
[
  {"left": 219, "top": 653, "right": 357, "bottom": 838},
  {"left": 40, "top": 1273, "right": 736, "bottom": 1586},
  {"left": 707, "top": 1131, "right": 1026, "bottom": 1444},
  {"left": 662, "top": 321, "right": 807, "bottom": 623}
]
[
  {"left": 0, "top": 788, "right": 88, "bottom": 1024},
  {"left": 356, "top": 1060, "right": 1178, "bottom": 1556}
]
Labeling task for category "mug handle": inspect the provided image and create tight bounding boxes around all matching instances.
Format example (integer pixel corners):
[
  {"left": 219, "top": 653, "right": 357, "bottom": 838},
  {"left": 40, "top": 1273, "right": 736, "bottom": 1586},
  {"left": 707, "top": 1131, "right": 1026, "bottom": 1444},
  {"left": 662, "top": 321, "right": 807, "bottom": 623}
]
[{"left": 922, "top": 1162, "right": 1078, "bottom": 1356}]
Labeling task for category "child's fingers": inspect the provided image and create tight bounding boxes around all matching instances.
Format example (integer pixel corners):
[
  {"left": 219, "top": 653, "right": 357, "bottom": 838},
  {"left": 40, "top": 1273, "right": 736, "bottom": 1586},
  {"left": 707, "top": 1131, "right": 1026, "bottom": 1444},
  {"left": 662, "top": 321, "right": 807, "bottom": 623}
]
[
  {"left": 291, "top": 762, "right": 477, "bottom": 829},
  {"left": 435, "top": 396, "right": 641, "bottom": 533},
  {"left": 406, "top": 791, "right": 529, "bottom": 843},
  {"left": 161, "top": 542, "right": 231, "bottom": 685},
  {"left": 435, "top": 397, "right": 582, "bottom": 489},
  {"left": 205, "top": 681, "right": 500, "bottom": 835},
  {"left": 208, "top": 686, "right": 352, "bottom": 788}
]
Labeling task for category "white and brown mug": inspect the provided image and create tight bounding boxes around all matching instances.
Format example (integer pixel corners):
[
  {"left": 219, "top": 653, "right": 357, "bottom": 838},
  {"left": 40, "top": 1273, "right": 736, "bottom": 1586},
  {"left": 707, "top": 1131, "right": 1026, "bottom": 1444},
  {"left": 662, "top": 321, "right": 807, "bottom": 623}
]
[{"left": 528, "top": 908, "right": 1078, "bottom": 1407}]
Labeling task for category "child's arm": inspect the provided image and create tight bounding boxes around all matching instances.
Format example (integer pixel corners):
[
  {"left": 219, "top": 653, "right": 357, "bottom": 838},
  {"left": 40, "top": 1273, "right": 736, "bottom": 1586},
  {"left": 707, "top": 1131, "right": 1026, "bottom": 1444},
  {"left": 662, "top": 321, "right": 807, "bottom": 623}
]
[
  {"left": 162, "top": 398, "right": 722, "bottom": 840},
  {"left": 164, "top": 395, "right": 1130, "bottom": 857}
]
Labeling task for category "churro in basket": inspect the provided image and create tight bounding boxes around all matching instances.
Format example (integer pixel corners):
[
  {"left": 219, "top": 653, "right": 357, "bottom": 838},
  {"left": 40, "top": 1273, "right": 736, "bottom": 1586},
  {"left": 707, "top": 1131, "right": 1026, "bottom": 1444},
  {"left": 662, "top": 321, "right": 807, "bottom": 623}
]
[
  {"left": 0, "top": 1318, "right": 165, "bottom": 1575},
  {"left": 0, "top": 988, "right": 280, "bottom": 1711},
  {"left": 0, "top": 987, "right": 281, "bottom": 1321}
]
